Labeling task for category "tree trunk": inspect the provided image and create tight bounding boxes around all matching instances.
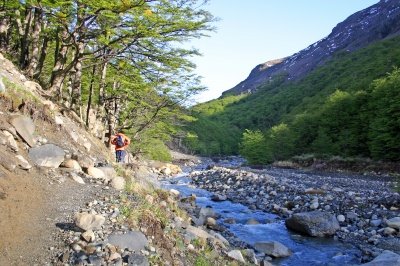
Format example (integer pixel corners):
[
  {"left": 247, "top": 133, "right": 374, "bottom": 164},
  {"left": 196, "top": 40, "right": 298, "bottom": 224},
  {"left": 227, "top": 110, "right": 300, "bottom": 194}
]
[
  {"left": 17, "top": 7, "right": 33, "bottom": 69},
  {"left": 98, "top": 58, "right": 108, "bottom": 106},
  {"left": 34, "top": 34, "right": 48, "bottom": 80},
  {"left": 86, "top": 64, "right": 96, "bottom": 127},
  {"left": 49, "top": 28, "right": 69, "bottom": 96},
  {"left": 26, "top": 7, "right": 43, "bottom": 78},
  {"left": 70, "top": 1, "right": 85, "bottom": 117},
  {"left": 0, "top": 15, "right": 9, "bottom": 51},
  {"left": 104, "top": 81, "right": 120, "bottom": 147},
  {"left": 71, "top": 41, "right": 84, "bottom": 118}
]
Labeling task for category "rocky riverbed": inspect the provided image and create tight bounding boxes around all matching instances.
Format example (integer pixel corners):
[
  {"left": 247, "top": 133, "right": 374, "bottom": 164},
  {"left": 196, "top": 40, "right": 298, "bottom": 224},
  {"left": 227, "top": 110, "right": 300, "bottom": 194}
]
[{"left": 188, "top": 164, "right": 400, "bottom": 263}]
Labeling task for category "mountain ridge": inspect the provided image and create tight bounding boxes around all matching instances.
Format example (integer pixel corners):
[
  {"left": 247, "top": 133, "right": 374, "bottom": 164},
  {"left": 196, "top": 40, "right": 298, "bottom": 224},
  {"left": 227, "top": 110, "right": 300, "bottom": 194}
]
[{"left": 222, "top": 0, "right": 400, "bottom": 97}]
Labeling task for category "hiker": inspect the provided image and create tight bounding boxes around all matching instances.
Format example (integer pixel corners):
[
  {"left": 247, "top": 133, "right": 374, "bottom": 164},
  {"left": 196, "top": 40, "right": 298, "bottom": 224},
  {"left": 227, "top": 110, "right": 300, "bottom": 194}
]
[{"left": 111, "top": 131, "right": 131, "bottom": 163}]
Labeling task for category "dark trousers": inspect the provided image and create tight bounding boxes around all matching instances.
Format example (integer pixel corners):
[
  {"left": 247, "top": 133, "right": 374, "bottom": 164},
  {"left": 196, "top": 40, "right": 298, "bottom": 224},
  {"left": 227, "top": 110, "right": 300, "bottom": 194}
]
[{"left": 116, "top": 150, "right": 125, "bottom": 163}]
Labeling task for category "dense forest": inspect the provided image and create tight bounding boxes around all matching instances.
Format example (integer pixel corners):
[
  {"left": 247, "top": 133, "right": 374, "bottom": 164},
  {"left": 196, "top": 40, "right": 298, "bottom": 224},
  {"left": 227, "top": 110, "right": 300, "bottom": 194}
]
[
  {"left": 0, "top": 0, "right": 215, "bottom": 161},
  {"left": 185, "top": 36, "right": 400, "bottom": 163}
]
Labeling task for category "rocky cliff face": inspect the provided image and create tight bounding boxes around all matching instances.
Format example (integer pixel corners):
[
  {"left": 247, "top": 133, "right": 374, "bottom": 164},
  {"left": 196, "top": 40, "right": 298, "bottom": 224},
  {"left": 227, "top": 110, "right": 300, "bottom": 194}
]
[{"left": 223, "top": 0, "right": 400, "bottom": 96}]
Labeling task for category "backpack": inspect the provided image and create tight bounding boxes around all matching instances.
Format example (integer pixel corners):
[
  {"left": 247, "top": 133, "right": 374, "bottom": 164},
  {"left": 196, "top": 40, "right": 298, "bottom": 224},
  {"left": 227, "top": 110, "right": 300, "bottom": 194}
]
[{"left": 116, "top": 135, "right": 124, "bottom": 147}]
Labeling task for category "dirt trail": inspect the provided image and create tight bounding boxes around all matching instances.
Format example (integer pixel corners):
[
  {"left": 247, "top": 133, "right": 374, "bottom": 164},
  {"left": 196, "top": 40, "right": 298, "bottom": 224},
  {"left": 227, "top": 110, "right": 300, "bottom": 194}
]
[{"left": 0, "top": 165, "right": 110, "bottom": 265}]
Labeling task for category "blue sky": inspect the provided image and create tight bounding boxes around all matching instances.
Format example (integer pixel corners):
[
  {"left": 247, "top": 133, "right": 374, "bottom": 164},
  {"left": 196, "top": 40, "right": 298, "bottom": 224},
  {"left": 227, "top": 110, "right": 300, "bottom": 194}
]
[{"left": 190, "top": 0, "right": 379, "bottom": 103}]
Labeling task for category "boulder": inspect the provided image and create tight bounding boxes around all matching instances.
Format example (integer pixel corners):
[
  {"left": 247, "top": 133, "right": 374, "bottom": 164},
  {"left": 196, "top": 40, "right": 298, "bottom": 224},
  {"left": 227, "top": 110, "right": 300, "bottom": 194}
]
[
  {"left": 110, "top": 176, "right": 125, "bottom": 190},
  {"left": 0, "top": 150, "right": 17, "bottom": 171},
  {"left": 2, "top": 130, "right": 18, "bottom": 151},
  {"left": 362, "top": 250, "right": 400, "bottom": 266},
  {"left": 107, "top": 231, "right": 148, "bottom": 251},
  {"left": 211, "top": 193, "right": 227, "bottom": 201},
  {"left": 28, "top": 144, "right": 65, "bottom": 168},
  {"left": 61, "top": 159, "right": 81, "bottom": 171},
  {"left": 86, "top": 166, "right": 105, "bottom": 179},
  {"left": 386, "top": 217, "right": 400, "bottom": 230},
  {"left": 254, "top": 241, "right": 291, "bottom": 258},
  {"left": 9, "top": 115, "right": 36, "bottom": 147},
  {"left": 74, "top": 212, "right": 105, "bottom": 231},
  {"left": 227, "top": 250, "right": 245, "bottom": 263},
  {"left": 97, "top": 166, "right": 117, "bottom": 180},
  {"left": 285, "top": 211, "right": 340, "bottom": 237},
  {"left": 15, "top": 155, "right": 32, "bottom": 170},
  {"left": 69, "top": 172, "right": 85, "bottom": 184}
]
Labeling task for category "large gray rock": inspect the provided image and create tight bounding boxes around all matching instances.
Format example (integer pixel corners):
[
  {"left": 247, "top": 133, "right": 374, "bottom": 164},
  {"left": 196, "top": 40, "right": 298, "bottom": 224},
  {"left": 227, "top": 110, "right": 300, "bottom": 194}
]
[
  {"left": 28, "top": 144, "right": 65, "bottom": 168},
  {"left": 107, "top": 231, "right": 148, "bottom": 251},
  {"left": 254, "top": 241, "right": 292, "bottom": 258},
  {"left": 9, "top": 115, "right": 36, "bottom": 147},
  {"left": 285, "top": 211, "right": 340, "bottom": 237},
  {"left": 362, "top": 250, "right": 400, "bottom": 266}
]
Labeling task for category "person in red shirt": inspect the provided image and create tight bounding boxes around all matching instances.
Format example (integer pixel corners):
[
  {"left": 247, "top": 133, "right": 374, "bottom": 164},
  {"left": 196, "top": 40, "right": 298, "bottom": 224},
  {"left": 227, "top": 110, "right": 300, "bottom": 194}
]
[{"left": 111, "top": 131, "right": 131, "bottom": 163}]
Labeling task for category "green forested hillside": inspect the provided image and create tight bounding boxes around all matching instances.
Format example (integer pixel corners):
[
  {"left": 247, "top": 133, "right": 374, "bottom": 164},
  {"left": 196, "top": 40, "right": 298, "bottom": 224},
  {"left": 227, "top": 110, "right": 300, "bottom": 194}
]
[{"left": 185, "top": 36, "right": 400, "bottom": 162}]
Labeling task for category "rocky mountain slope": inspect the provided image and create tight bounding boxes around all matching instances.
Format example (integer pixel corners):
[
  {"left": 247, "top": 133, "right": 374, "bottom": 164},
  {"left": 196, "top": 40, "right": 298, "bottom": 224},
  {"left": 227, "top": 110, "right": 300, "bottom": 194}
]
[{"left": 223, "top": 0, "right": 400, "bottom": 96}]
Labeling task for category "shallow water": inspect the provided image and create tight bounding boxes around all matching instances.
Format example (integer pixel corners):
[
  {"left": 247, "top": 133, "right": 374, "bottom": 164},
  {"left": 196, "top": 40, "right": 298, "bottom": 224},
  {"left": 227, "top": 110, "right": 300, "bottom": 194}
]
[{"left": 161, "top": 174, "right": 362, "bottom": 266}]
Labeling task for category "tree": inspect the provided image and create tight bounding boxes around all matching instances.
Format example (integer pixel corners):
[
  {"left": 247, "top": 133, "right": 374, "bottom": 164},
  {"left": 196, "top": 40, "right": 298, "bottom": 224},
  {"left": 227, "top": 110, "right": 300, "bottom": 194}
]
[
  {"left": 368, "top": 68, "right": 400, "bottom": 160},
  {"left": 239, "top": 129, "right": 269, "bottom": 165}
]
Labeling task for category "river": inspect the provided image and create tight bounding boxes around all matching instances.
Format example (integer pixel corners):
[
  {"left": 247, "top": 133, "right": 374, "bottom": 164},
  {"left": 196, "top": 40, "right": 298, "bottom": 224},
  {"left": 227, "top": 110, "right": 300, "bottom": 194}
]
[{"left": 160, "top": 159, "right": 365, "bottom": 266}]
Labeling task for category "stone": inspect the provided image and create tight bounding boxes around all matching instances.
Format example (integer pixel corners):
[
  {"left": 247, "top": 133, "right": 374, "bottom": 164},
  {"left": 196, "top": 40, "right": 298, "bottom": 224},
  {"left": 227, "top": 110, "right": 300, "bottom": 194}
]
[
  {"left": 337, "top": 214, "right": 346, "bottom": 223},
  {"left": 86, "top": 166, "right": 106, "bottom": 179},
  {"left": 70, "top": 172, "right": 85, "bottom": 184},
  {"left": 160, "top": 167, "right": 171, "bottom": 175},
  {"left": 28, "top": 144, "right": 65, "bottom": 168},
  {"left": 310, "top": 202, "right": 319, "bottom": 209},
  {"left": 127, "top": 254, "right": 149, "bottom": 266},
  {"left": 15, "top": 155, "right": 32, "bottom": 170},
  {"left": 361, "top": 250, "right": 400, "bottom": 266},
  {"left": 54, "top": 115, "right": 64, "bottom": 125},
  {"left": 246, "top": 218, "right": 260, "bottom": 225},
  {"left": 0, "top": 151, "right": 16, "bottom": 172},
  {"left": 110, "top": 176, "right": 126, "bottom": 190},
  {"left": 2, "top": 130, "right": 18, "bottom": 151},
  {"left": 61, "top": 159, "right": 82, "bottom": 171},
  {"left": 9, "top": 115, "right": 36, "bottom": 147},
  {"left": 169, "top": 189, "right": 180, "bottom": 197},
  {"left": 42, "top": 100, "right": 55, "bottom": 111},
  {"left": 74, "top": 212, "right": 105, "bottom": 231},
  {"left": 97, "top": 166, "right": 117, "bottom": 179},
  {"left": 227, "top": 250, "right": 245, "bottom": 263},
  {"left": 386, "top": 217, "right": 400, "bottom": 230},
  {"left": 107, "top": 231, "right": 148, "bottom": 251},
  {"left": 83, "top": 141, "right": 91, "bottom": 152},
  {"left": 285, "top": 211, "right": 340, "bottom": 237},
  {"left": 211, "top": 193, "right": 227, "bottom": 201},
  {"left": 370, "top": 219, "right": 382, "bottom": 227},
  {"left": 82, "top": 230, "right": 95, "bottom": 242},
  {"left": 206, "top": 217, "right": 217, "bottom": 227},
  {"left": 383, "top": 227, "right": 396, "bottom": 236},
  {"left": 254, "top": 241, "right": 292, "bottom": 258},
  {"left": 185, "top": 225, "right": 212, "bottom": 240}
]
